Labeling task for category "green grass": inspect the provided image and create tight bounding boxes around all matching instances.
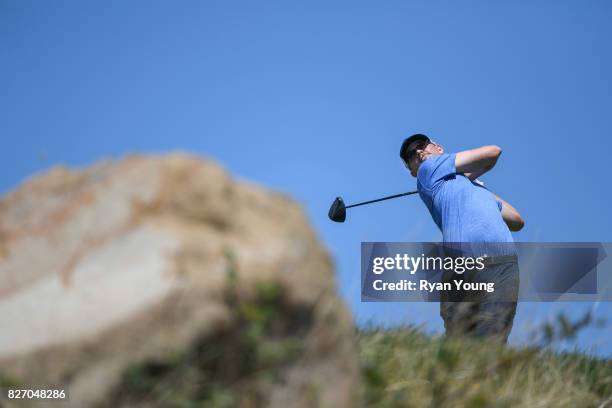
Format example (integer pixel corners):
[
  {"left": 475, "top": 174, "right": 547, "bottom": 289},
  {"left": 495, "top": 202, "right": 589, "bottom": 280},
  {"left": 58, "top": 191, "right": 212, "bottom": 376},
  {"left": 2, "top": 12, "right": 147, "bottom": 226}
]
[
  {"left": 104, "top": 255, "right": 612, "bottom": 407},
  {"left": 358, "top": 326, "right": 612, "bottom": 408}
]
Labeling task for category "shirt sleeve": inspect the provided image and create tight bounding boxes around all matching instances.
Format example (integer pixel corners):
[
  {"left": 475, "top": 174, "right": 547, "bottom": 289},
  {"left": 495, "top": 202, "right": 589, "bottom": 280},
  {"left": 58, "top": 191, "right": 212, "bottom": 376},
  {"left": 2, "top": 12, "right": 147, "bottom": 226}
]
[{"left": 417, "top": 153, "right": 457, "bottom": 191}]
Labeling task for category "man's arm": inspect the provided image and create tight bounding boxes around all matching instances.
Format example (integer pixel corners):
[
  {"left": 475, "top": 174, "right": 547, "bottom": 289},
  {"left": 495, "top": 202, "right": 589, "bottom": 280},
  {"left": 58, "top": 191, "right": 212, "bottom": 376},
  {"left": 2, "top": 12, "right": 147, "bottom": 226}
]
[
  {"left": 455, "top": 145, "right": 502, "bottom": 177},
  {"left": 494, "top": 194, "right": 525, "bottom": 232},
  {"left": 463, "top": 170, "right": 486, "bottom": 181}
]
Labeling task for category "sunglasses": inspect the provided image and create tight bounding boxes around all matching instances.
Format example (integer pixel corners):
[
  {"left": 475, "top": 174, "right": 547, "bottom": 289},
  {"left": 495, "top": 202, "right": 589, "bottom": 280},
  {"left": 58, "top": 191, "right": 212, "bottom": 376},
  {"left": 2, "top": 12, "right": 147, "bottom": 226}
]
[{"left": 403, "top": 140, "right": 433, "bottom": 168}]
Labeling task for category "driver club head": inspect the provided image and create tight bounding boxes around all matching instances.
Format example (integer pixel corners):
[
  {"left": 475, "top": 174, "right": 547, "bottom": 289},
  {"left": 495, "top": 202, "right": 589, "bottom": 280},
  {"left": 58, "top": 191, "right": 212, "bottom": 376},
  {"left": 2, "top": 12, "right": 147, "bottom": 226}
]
[{"left": 328, "top": 197, "right": 346, "bottom": 223}]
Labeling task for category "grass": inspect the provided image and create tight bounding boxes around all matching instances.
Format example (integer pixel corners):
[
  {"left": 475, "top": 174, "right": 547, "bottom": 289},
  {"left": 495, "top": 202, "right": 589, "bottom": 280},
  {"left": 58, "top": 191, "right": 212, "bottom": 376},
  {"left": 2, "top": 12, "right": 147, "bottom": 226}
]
[
  {"left": 12, "top": 250, "right": 605, "bottom": 407},
  {"left": 110, "top": 322, "right": 611, "bottom": 407},
  {"left": 109, "top": 252, "right": 611, "bottom": 407},
  {"left": 358, "top": 326, "right": 612, "bottom": 408}
]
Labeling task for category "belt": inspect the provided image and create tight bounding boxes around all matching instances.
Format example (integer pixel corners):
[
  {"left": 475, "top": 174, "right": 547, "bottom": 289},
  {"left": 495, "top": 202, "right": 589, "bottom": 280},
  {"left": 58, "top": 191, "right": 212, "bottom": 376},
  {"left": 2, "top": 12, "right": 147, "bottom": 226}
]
[{"left": 481, "top": 254, "right": 518, "bottom": 266}]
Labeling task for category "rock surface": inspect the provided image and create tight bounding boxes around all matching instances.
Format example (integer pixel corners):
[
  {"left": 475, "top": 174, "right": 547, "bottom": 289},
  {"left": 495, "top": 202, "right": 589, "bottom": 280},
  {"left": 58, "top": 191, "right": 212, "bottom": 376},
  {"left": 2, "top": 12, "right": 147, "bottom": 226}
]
[{"left": 0, "top": 154, "right": 359, "bottom": 407}]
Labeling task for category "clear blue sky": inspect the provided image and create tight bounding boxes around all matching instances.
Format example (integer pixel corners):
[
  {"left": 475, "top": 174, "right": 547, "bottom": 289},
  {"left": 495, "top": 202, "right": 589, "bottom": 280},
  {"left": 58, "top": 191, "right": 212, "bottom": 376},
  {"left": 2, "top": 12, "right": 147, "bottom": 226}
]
[{"left": 2, "top": 1, "right": 611, "bottom": 355}]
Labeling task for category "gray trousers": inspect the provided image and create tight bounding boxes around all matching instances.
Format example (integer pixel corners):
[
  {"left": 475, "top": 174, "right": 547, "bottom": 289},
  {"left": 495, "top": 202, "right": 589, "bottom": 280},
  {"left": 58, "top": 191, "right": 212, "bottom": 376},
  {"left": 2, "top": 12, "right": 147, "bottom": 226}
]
[{"left": 440, "top": 255, "right": 519, "bottom": 344}]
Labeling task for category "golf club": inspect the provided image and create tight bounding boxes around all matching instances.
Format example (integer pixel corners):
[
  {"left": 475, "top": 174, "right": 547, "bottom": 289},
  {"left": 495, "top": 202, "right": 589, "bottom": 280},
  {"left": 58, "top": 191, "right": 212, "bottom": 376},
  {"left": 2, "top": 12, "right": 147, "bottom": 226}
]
[{"left": 328, "top": 190, "right": 418, "bottom": 223}]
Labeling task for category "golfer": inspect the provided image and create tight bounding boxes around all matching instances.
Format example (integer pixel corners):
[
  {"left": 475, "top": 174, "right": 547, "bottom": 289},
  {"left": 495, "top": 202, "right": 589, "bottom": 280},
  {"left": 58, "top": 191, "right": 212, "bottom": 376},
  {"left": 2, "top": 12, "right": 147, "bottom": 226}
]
[{"left": 400, "top": 133, "right": 524, "bottom": 343}]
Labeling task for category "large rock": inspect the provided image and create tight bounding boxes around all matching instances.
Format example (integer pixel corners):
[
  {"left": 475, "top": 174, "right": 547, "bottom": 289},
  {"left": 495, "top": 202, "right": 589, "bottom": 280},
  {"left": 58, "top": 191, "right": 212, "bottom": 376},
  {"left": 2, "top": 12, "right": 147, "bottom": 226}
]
[{"left": 0, "top": 154, "right": 359, "bottom": 407}]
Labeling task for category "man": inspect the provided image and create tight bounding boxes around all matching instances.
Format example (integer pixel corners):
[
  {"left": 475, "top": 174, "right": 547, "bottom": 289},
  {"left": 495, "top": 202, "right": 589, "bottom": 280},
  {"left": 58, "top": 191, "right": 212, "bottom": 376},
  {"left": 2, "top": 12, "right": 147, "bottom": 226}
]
[{"left": 400, "top": 133, "right": 524, "bottom": 343}]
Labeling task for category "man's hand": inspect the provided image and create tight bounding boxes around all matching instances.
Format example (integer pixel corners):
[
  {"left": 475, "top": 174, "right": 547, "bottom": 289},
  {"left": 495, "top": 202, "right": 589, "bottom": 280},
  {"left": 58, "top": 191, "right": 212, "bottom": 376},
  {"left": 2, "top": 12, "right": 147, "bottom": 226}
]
[{"left": 455, "top": 145, "right": 502, "bottom": 178}]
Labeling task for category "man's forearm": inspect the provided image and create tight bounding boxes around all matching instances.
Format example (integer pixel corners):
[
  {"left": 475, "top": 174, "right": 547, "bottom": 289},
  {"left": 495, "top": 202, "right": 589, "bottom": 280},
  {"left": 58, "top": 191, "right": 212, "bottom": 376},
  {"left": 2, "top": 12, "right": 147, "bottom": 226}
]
[
  {"left": 455, "top": 145, "right": 502, "bottom": 176},
  {"left": 494, "top": 194, "right": 525, "bottom": 232}
]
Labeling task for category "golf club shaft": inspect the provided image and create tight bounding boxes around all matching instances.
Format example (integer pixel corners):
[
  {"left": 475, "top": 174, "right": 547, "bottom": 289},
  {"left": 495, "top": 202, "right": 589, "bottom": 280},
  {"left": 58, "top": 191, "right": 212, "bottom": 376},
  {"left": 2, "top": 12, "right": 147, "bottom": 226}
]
[{"left": 345, "top": 190, "right": 418, "bottom": 209}]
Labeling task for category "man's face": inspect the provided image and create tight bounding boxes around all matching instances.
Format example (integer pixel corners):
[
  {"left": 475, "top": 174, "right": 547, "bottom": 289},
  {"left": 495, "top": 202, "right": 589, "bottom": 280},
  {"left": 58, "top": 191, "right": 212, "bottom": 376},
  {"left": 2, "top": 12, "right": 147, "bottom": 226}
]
[{"left": 405, "top": 141, "right": 444, "bottom": 177}]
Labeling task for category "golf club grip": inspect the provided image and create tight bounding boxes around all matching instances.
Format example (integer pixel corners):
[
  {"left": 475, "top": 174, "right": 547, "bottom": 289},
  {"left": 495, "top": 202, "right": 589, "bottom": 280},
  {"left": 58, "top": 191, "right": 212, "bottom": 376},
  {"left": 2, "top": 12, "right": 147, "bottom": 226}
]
[{"left": 345, "top": 191, "right": 418, "bottom": 208}]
